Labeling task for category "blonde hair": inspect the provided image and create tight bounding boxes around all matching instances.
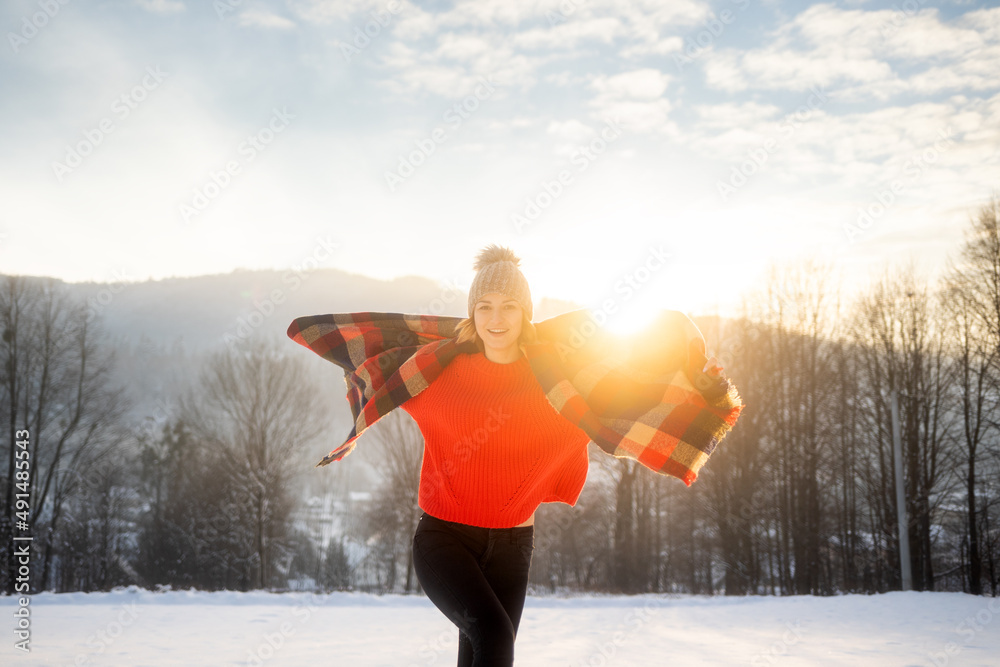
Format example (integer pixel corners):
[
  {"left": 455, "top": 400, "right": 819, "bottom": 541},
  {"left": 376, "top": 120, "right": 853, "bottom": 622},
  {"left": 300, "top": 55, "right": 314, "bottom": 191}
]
[{"left": 454, "top": 313, "right": 538, "bottom": 356}]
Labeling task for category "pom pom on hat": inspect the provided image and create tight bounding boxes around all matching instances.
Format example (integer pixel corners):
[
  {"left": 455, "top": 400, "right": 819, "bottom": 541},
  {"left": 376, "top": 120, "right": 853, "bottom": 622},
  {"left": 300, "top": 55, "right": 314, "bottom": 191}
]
[
  {"left": 473, "top": 244, "right": 522, "bottom": 271},
  {"left": 467, "top": 244, "right": 533, "bottom": 320}
]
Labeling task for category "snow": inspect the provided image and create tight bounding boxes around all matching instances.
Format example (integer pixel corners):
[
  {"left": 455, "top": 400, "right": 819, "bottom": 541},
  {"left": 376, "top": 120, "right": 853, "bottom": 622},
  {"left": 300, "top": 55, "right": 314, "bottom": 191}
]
[{"left": 2, "top": 588, "right": 998, "bottom": 666}]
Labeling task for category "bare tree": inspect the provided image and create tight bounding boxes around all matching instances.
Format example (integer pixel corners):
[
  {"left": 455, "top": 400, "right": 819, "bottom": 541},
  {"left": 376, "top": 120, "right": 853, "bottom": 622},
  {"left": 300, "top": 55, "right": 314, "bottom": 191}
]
[
  {"left": 531, "top": 465, "right": 614, "bottom": 593},
  {"left": 948, "top": 195, "right": 1000, "bottom": 375},
  {"left": 0, "top": 275, "right": 130, "bottom": 593},
  {"left": 53, "top": 454, "right": 140, "bottom": 591},
  {"left": 181, "top": 337, "right": 328, "bottom": 590},
  {"left": 851, "top": 263, "right": 957, "bottom": 591},
  {"left": 702, "top": 316, "right": 768, "bottom": 595},
  {"left": 940, "top": 195, "right": 1000, "bottom": 594},
  {"left": 355, "top": 410, "right": 424, "bottom": 593}
]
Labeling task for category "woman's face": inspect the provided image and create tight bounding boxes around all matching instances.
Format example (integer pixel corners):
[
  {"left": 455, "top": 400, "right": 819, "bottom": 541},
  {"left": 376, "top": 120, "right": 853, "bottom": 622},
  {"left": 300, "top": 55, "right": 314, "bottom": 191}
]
[{"left": 473, "top": 292, "right": 523, "bottom": 357}]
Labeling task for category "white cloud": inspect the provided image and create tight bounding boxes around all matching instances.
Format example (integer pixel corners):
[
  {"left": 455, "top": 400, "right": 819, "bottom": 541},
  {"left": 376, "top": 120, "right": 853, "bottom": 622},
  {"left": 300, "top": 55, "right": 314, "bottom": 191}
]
[
  {"left": 583, "top": 69, "right": 674, "bottom": 135},
  {"left": 327, "top": 0, "right": 709, "bottom": 102},
  {"left": 702, "top": 3, "right": 999, "bottom": 99},
  {"left": 385, "top": 0, "right": 705, "bottom": 37},
  {"left": 432, "top": 33, "right": 494, "bottom": 61},
  {"left": 620, "top": 35, "right": 684, "bottom": 58},
  {"left": 681, "top": 90, "right": 1000, "bottom": 207},
  {"left": 593, "top": 98, "right": 673, "bottom": 135},
  {"left": 289, "top": 0, "right": 390, "bottom": 24},
  {"left": 956, "top": 7, "right": 1000, "bottom": 41},
  {"left": 546, "top": 118, "right": 596, "bottom": 143},
  {"left": 486, "top": 116, "right": 538, "bottom": 131},
  {"left": 373, "top": 40, "right": 538, "bottom": 98},
  {"left": 512, "top": 17, "right": 625, "bottom": 50},
  {"left": 435, "top": 0, "right": 559, "bottom": 30},
  {"left": 237, "top": 10, "right": 297, "bottom": 30},
  {"left": 693, "top": 101, "right": 783, "bottom": 129},
  {"left": 134, "top": 0, "right": 185, "bottom": 13},
  {"left": 880, "top": 12, "right": 981, "bottom": 60},
  {"left": 590, "top": 68, "right": 670, "bottom": 99}
]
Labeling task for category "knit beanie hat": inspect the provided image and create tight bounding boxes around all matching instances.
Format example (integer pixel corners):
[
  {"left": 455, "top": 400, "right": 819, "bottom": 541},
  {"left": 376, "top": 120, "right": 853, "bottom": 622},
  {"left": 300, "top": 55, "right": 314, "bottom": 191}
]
[{"left": 467, "top": 244, "right": 533, "bottom": 320}]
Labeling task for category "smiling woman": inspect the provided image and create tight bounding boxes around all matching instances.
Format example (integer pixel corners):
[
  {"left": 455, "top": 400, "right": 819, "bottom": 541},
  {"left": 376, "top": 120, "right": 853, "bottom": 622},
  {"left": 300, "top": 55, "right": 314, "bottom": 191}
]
[{"left": 403, "top": 244, "right": 590, "bottom": 665}]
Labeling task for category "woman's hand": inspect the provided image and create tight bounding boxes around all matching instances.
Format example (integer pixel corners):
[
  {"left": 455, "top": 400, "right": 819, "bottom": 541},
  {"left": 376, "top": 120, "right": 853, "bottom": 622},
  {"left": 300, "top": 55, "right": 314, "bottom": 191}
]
[{"left": 702, "top": 355, "right": 724, "bottom": 378}]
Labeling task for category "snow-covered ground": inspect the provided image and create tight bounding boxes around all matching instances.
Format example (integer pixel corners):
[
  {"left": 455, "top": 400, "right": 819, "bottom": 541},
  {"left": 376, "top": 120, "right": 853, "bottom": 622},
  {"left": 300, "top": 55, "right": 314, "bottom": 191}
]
[{"left": 2, "top": 588, "right": 997, "bottom": 666}]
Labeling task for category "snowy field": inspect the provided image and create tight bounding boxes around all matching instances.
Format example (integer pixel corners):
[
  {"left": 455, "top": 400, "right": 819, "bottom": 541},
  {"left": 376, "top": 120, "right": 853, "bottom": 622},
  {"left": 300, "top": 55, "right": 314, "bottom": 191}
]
[{"left": 2, "top": 588, "right": 998, "bottom": 667}]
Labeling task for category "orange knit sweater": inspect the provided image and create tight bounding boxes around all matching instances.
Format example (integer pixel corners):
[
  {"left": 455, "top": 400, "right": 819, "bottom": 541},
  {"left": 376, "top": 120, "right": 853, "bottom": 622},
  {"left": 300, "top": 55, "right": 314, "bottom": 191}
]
[{"left": 400, "top": 350, "right": 592, "bottom": 528}]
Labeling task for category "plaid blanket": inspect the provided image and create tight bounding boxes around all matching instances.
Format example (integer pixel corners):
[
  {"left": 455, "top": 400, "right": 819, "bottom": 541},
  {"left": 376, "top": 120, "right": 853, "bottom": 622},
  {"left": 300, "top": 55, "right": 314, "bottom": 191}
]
[{"left": 286, "top": 308, "right": 744, "bottom": 485}]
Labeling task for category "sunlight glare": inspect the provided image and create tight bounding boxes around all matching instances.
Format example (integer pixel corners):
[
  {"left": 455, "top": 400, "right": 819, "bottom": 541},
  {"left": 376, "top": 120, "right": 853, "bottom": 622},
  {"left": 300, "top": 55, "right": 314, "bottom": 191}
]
[{"left": 598, "top": 303, "right": 661, "bottom": 336}]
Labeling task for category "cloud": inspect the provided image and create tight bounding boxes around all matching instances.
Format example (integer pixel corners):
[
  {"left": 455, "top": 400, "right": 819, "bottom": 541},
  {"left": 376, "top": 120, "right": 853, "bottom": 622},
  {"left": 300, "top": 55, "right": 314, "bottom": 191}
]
[
  {"left": 237, "top": 10, "right": 297, "bottom": 30},
  {"left": 693, "top": 101, "right": 783, "bottom": 129},
  {"left": 620, "top": 35, "right": 684, "bottom": 58},
  {"left": 682, "top": 89, "right": 1000, "bottom": 208},
  {"left": 289, "top": 0, "right": 390, "bottom": 24},
  {"left": 590, "top": 68, "right": 670, "bottom": 99},
  {"left": 960, "top": 7, "right": 1000, "bottom": 42},
  {"left": 702, "top": 3, "right": 999, "bottom": 99},
  {"left": 512, "top": 16, "right": 627, "bottom": 51},
  {"left": 546, "top": 118, "right": 597, "bottom": 143},
  {"left": 134, "top": 0, "right": 185, "bottom": 13},
  {"left": 321, "top": 0, "right": 709, "bottom": 102},
  {"left": 487, "top": 116, "right": 538, "bottom": 131},
  {"left": 585, "top": 68, "right": 674, "bottom": 135},
  {"left": 431, "top": 33, "right": 495, "bottom": 60},
  {"left": 373, "top": 40, "right": 535, "bottom": 97}
]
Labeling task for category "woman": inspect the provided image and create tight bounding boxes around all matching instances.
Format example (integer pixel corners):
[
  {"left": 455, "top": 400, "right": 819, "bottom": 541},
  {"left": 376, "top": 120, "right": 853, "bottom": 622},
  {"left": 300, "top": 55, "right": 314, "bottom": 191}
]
[
  {"left": 286, "top": 244, "right": 739, "bottom": 667},
  {"left": 399, "top": 245, "right": 595, "bottom": 666}
]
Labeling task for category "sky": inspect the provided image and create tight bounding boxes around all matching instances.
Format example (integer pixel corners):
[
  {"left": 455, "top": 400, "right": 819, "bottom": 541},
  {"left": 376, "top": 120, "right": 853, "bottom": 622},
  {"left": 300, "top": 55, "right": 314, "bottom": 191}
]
[{"left": 1, "top": 0, "right": 998, "bottom": 329}]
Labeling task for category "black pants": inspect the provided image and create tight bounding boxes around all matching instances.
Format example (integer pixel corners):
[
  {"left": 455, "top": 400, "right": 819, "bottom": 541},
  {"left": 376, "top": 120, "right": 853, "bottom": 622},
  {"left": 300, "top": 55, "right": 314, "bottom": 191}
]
[{"left": 412, "top": 511, "right": 534, "bottom": 667}]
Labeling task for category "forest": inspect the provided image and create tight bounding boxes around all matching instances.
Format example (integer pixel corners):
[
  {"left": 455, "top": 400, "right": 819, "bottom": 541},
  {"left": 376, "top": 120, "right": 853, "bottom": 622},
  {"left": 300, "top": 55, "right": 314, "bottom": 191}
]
[{"left": 2, "top": 196, "right": 999, "bottom": 598}]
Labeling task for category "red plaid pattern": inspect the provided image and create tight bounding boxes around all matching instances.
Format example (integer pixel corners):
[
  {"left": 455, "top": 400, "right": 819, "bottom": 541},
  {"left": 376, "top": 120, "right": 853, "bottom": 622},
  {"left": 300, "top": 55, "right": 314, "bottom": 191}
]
[{"left": 287, "top": 308, "right": 744, "bottom": 485}]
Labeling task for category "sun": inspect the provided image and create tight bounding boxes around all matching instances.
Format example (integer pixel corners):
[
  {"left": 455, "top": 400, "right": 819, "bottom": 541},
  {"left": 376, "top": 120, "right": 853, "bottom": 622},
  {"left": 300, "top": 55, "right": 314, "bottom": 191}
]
[{"left": 597, "top": 303, "right": 662, "bottom": 336}]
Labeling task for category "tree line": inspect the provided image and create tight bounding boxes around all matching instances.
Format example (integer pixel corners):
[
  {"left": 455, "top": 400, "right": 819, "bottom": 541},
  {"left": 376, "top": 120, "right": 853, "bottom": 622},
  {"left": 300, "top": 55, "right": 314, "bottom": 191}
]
[{"left": 2, "top": 196, "right": 999, "bottom": 597}]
